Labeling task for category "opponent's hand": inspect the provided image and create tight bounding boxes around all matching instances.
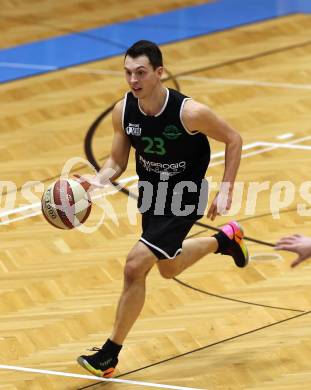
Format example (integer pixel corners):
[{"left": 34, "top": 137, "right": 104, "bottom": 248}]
[
  {"left": 275, "top": 234, "right": 311, "bottom": 267},
  {"left": 207, "top": 189, "right": 233, "bottom": 221}
]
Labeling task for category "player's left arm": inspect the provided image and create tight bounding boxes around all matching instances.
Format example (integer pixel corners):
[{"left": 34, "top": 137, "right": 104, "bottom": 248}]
[{"left": 182, "top": 99, "right": 243, "bottom": 220}]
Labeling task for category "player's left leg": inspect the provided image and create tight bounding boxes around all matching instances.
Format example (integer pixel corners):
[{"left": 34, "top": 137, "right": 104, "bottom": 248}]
[
  {"left": 157, "top": 236, "right": 218, "bottom": 279},
  {"left": 157, "top": 221, "right": 248, "bottom": 279}
]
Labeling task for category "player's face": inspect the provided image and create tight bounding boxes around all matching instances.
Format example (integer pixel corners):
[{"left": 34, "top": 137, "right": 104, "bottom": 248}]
[{"left": 124, "top": 55, "right": 163, "bottom": 98}]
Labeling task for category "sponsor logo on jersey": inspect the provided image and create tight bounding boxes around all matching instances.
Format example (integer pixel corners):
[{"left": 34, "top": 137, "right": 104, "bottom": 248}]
[
  {"left": 126, "top": 123, "right": 142, "bottom": 136},
  {"left": 138, "top": 155, "right": 186, "bottom": 176},
  {"left": 163, "top": 125, "right": 182, "bottom": 140}
]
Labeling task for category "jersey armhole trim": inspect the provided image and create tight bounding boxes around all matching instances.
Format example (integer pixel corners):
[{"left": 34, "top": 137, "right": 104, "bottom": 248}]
[
  {"left": 180, "top": 98, "right": 199, "bottom": 136},
  {"left": 121, "top": 92, "right": 128, "bottom": 131}
]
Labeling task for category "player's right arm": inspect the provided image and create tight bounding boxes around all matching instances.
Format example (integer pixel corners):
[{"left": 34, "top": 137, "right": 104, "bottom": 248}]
[
  {"left": 96, "top": 99, "right": 131, "bottom": 185},
  {"left": 78, "top": 99, "right": 131, "bottom": 189}
]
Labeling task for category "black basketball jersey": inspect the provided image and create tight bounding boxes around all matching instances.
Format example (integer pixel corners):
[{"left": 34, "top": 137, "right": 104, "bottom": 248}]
[{"left": 122, "top": 88, "right": 211, "bottom": 217}]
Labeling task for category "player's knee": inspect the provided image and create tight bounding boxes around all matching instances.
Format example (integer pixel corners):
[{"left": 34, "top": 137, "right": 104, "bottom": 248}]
[
  {"left": 124, "top": 249, "right": 152, "bottom": 281},
  {"left": 124, "top": 260, "right": 143, "bottom": 282}
]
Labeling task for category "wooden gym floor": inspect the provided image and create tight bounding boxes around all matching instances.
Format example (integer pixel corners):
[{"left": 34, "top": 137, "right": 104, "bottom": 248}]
[{"left": 1, "top": 0, "right": 311, "bottom": 389}]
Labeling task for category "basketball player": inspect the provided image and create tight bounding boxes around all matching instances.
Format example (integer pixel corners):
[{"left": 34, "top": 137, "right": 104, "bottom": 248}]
[
  {"left": 275, "top": 234, "right": 311, "bottom": 267},
  {"left": 77, "top": 40, "right": 249, "bottom": 378}
]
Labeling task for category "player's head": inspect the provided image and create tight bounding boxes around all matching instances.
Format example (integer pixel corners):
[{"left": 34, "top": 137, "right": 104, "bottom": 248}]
[
  {"left": 125, "top": 40, "right": 163, "bottom": 69},
  {"left": 124, "top": 40, "right": 164, "bottom": 98}
]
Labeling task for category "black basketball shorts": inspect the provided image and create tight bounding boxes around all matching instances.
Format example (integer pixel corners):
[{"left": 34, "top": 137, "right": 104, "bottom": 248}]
[{"left": 139, "top": 214, "right": 197, "bottom": 260}]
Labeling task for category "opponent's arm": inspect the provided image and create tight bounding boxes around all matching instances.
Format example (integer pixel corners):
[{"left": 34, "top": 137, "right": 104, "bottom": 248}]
[{"left": 182, "top": 100, "right": 242, "bottom": 220}]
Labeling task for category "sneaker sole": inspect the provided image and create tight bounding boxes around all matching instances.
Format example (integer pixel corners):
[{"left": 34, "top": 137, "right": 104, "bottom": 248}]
[
  {"left": 77, "top": 356, "right": 115, "bottom": 378},
  {"left": 236, "top": 238, "right": 249, "bottom": 267}
]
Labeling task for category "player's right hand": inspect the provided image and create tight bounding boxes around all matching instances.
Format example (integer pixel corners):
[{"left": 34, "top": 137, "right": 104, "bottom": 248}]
[{"left": 73, "top": 174, "right": 104, "bottom": 191}]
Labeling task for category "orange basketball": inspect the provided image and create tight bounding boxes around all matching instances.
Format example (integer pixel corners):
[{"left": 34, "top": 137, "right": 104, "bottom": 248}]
[{"left": 41, "top": 178, "right": 92, "bottom": 229}]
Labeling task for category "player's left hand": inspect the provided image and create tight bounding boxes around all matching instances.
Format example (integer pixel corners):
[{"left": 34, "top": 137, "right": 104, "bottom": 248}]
[{"left": 207, "top": 189, "right": 233, "bottom": 221}]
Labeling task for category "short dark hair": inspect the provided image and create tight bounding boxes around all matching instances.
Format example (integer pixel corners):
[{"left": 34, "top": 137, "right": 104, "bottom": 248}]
[{"left": 125, "top": 40, "right": 163, "bottom": 70}]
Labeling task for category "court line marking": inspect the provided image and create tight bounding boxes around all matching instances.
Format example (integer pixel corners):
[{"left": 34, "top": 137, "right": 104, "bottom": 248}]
[
  {"left": 0, "top": 175, "right": 138, "bottom": 220},
  {"left": 250, "top": 253, "right": 283, "bottom": 261},
  {"left": 277, "top": 133, "right": 294, "bottom": 140},
  {"left": 0, "top": 364, "right": 204, "bottom": 390},
  {"left": 0, "top": 62, "right": 58, "bottom": 71},
  {"left": 210, "top": 135, "right": 311, "bottom": 166},
  {"left": 258, "top": 141, "right": 311, "bottom": 150},
  {"left": 177, "top": 75, "right": 311, "bottom": 90},
  {"left": 2, "top": 61, "right": 311, "bottom": 90},
  {"left": 1, "top": 135, "right": 311, "bottom": 225}
]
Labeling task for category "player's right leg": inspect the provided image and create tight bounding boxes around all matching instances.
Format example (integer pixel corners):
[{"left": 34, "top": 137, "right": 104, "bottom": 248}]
[{"left": 77, "top": 241, "right": 157, "bottom": 377}]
